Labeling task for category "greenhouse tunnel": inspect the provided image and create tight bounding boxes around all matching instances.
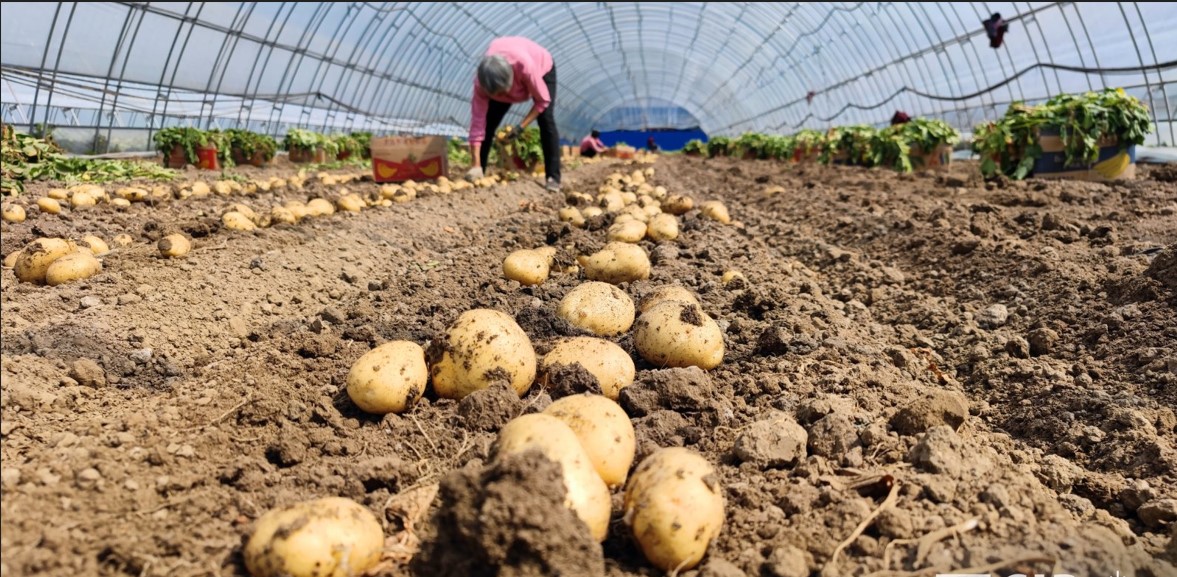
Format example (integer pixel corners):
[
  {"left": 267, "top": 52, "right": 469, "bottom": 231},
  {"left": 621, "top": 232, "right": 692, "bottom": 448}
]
[{"left": 1, "top": 2, "right": 1175, "bottom": 153}]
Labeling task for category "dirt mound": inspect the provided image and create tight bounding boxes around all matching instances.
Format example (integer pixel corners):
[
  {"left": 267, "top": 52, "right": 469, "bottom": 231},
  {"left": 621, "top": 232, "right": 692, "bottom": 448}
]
[{"left": 410, "top": 450, "right": 605, "bottom": 577}]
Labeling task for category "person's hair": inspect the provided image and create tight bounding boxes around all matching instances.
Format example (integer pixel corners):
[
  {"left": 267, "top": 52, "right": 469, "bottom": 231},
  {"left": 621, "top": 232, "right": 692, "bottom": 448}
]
[
  {"left": 591, "top": 130, "right": 600, "bottom": 138},
  {"left": 477, "top": 54, "right": 513, "bottom": 95}
]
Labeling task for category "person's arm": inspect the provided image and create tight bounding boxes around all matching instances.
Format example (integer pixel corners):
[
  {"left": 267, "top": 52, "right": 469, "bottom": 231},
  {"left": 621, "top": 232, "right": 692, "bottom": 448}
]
[
  {"left": 593, "top": 138, "right": 607, "bottom": 152},
  {"left": 469, "top": 85, "right": 490, "bottom": 168},
  {"left": 519, "top": 56, "right": 551, "bottom": 130}
]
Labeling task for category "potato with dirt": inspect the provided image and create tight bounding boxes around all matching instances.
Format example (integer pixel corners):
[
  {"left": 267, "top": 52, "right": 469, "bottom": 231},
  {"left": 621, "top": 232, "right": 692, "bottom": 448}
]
[
  {"left": 491, "top": 413, "right": 612, "bottom": 542},
  {"left": 2, "top": 204, "right": 25, "bottom": 223},
  {"left": 558, "top": 281, "right": 635, "bottom": 336},
  {"left": 346, "top": 341, "right": 428, "bottom": 415},
  {"left": 243, "top": 497, "right": 384, "bottom": 577},
  {"left": 608, "top": 220, "right": 647, "bottom": 243},
  {"left": 543, "top": 393, "right": 636, "bottom": 487},
  {"left": 645, "top": 213, "right": 679, "bottom": 242},
  {"left": 503, "top": 246, "right": 558, "bottom": 286},
  {"left": 540, "top": 336, "right": 635, "bottom": 400},
  {"left": 634, "top": 300, "right": 724, "bottom": 370},
  {"left": 158, "top": 234, "right": 191, "bottom": 258},
  {"left": 45, "top": 249, "right": 102, "bottom": 286},
  {"left": 14, "top": 238, "right": 76, "bottom": 284},
  {"left": 623, "top": 447, "right": 725, "bottom": 572},
  {"left": 699, "top": 200, "right": 731, "bottom": 224},
  {"left": 578, "top": 242, "right": 651, "bottom": 285},
  {"left": 429, "top": 309, "right": 537, "bottom": 399}
]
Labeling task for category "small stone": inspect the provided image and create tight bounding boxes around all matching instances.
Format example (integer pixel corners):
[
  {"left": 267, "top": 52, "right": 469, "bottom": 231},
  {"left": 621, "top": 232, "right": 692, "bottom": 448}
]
[
  {"left": 807, "top": 413, "right": 858, "bottom": 458},
  {"left": 1122, "top": 480, "right": 1157, "bottom": 511},
  {"left": 890, "top": 390, "right": 969, "bottom": 435},
  {"left": 69, "top": 359, "right": 106, "bottom": 388},
  {"left": 876, "top": 508, "right": 914, "bottom": 539},
  {"left": 124, "top": 479, "right": 140, "bottom": 491},
  {"left": 1036, "top": 454, "right": 1080, "bottom": 492},
  {"left": 75, "top": 468, "right": 102, "bottom": 490},
  {"left": 1005, "top": 336, "right": 1030, "bottom": 358},
  {"left": 1, "top": 467, "right": 22, "bottom": 489},
  {"left": 367, "top": 279, "right": 385, "bottom": 291},
  {"left": 1042, "top": 213, "right": 1062, "bottom": 231},
  {"left": 1138, "top": 499, "right": 1177, "bottom": 529},
  {"left": 880, "top": 266, "right": 906, "bottom": 284},
  {"left": 340, "top": 267, "right": 362, "bottom": 284},
  {"left": 117, "top": 293, "right": 142, "bottom": 306},
  {"left": 910, "top": 426, "right": 964, "bottom": 475},
  {"left": 734, "top": 412, "right": 808, "bottom": 468},
  {"left": 228, "top": 317, "right": 249, "bottom": 339},
  {"left": 130, "top": 349, "right": 153, "bottom": 364},
  {"left": 80, "top": 296, "right": 103, "bottom": 309},
  {"left": 977, "top": 304, "right": 1009, "bottom": 329},
  {"left": 763, "top": 545, "right": 808, "bottom": 577},
  {"left": 1028, "top": 327, "right": 1059, "bottom": 356},
  {"left": 320, "top": 307, "right": 346, "bottom": 325}
]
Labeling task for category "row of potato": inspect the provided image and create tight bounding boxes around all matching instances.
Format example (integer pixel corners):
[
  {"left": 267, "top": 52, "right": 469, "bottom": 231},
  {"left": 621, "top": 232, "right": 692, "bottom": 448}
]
[
  {"left": 1, "top": 172, "right": 510, "bottom": 285},
  {"left": 243, "top": 164, "right": 741, "bottom": 577}
]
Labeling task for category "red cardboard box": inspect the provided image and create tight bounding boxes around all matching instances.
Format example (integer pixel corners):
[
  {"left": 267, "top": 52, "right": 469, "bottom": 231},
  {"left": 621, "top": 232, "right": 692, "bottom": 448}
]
[{"left": 371, "top": 135, "right": 448, "bottom": 182}]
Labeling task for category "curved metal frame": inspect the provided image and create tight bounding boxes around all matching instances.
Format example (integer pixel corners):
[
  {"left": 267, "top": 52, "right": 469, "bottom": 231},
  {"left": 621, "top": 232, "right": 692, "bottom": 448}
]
[{"left": 2, "top": 1, "right": 1174, "bottom": 147}]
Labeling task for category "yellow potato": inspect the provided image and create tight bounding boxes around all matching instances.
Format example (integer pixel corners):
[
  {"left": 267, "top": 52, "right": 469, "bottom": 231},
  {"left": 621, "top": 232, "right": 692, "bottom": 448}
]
[
  {"left": 111, "top": 198, "right": 132, "bottom": 209},
  {"left": 558, "top": 281, "right": 635, "bottom": 336},
  {"left": 222, "top": 211, "right": 257, "bottom": 231},
  {"left": 634, "top": 300, "right": 725, "bottom": 370},
  {"left": 37, "top": 197, "right": 62, "bottom": 214},
  {"left": 503, "top": 246, "right": 557, "bottom": 286},
  {"left": 429, "top": 309, "right": 537, "bottom": 399},
  {"left": 700, "top": 201, "right": 731, "bottom": 224},
  {"left": 45, "top": 249, "right": 102, "bottom": 286},
  {"left": 244, "top": 497, "right": 384, "bottom": 577},
  {"left": 662, "top": 195, "right": 694, "bottom": 216},
  {"left": 582, "top": 206, "right": 604, "bottom": 218},
  {"left": 491, "top": 414, "right": 612, "bottom": 542},
  {"left": 284, "top": 201, "right": 309, "bottom": 221},
  {"left": 227, "top": 203, "right": 258, "bottom": 222},
  {"left": 623, "top": 447, "right": 725, "bottom": 572},
  {"left": 651, "top": 186, "right": 668, "bottom": 199},
  {"left": 80, "top": 235, "right": 110, "bottom": 256},
  {"left": 213, "top": 181, "right": 233, "bottom": 195},
  {"left": 115, "top": 187, "right": 147, "bottom": 202},
  {"left": 543, "top": 394, "right": 636, "bottom": 487},
  {"left": 558, "top": 206, "right": 586, "bottom": 228},
  {"left": 346, "top": 341, "right": 427, "bottom": 414},
  {"left": 337, "top": 194, "right": 365, "bottom": 213},
  {"left": 158, "top": 234, "right": 191, "bottom": 258},
  {"left": 70, "top": 193, "right": 97, "bottom": 208},
  {"left": 47, "top": 188, "right": 69, "bottom": 200},
  {"left": 638, "top": 285, "right": 701, "bottom": 315},
  {"left": 608, "top": 220, "right": 647, "bottom": 243},
  {"left": 190, "top": 181, "right": 211, "bottom": 197},
  {"left": 646, "top": 213, "right": 679, "bottom": 242},
  {"left": 270, "top": 206, "right": 297, "bottom": 225},
  {"left": 541, "top": 336, "right": 635, "bottom": 400},
  {"left": 14, "top": 238, "right": 75, "bottom": 283},
  {"left": 113, "top": 234, "right": 134, "bottom": 248},
  {"left": 2, "top": 204, "right": 26, "bottom": 223},
  {"left": 721, "top": 270, "right": 746, "bottom": 288},
  {"left": 3, "top": 251, "right": 19, "bottom": 269},
  {"left": 577, "top": 242, "right": 651, "bottom": 285},
  {"left": 306, "top": 198, "right": 335, "bottom": 216}
]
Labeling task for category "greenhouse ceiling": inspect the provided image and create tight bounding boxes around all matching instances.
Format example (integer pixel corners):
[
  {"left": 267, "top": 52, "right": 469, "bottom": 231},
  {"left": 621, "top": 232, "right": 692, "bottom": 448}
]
[{"left": 1, "top": 2, "right": 1175, "bottom": 148}]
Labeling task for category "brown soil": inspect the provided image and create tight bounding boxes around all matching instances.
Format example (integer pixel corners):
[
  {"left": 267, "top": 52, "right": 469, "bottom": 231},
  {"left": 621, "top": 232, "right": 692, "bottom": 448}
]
[{"left": 2, "top": 154, "right": 1175, "bottom": 577}]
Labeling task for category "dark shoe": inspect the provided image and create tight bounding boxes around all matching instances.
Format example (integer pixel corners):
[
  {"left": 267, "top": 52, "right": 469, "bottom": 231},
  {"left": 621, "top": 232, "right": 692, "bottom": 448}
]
[{"left": 545, "top": 178, "right": 561, "bottom": 193}]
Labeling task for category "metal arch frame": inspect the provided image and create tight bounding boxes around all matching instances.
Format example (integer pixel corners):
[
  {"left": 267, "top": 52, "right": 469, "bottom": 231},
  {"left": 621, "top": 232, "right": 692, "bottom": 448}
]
[
  {"left": 1127, "top": 2, "right": 1172, "bottom": 143},
  {"left": 205, "top": 3, "right": 256, "bottom": 129},
  {"left": 94, "top": 3, "right": 139, "bottom": 151},
  {"left": 25, "top": 2, "right": 65, "bottom": 132}
]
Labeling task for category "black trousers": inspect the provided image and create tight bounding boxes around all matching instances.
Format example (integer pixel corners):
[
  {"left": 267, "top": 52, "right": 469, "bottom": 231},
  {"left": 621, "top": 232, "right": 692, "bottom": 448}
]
[{"left": 481, "top": 63, "right": 560, "bottom": 184}]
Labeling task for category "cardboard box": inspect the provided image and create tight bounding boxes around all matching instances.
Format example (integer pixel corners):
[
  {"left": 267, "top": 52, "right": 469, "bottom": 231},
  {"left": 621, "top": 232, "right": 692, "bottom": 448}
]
[{"left": 371, "top": 136, "right": 448, "bottom": 182}]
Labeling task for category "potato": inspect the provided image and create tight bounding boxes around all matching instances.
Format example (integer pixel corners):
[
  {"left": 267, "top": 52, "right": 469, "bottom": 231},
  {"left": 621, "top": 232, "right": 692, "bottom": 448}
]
[
  {"left": 633, "top": 300, "right": 724, "bottom": 370},
  {"left": 662, "top": 195, "right": 694, "bottom": 216},
  {"left": 638, "top": 285, "right": 701, "bottom": 314},
  {"left": 306, "top": 198, "right": 335, "bottom": 216},
  {"left": 45, "top": 249, "right": 102, "bottom": 286},
  {"left": 598, "top": 192, "right": 625, "bottom": 213},
  {"left": 284, "top": 201, "right": 309, "bottom": 221},
  {"left": 582, "top": 206, "right": 603, "bottom": 218},
  {"left": 565, "top": 192, "right": 594, "bottom": 207},
  {"left": 346, "top": 341, "right": 427, "bottom": 415},
  {"left": 213, "top": 181, "right": 233, "bottom": 195},
  {"left": 577, "top": 242, "right": 651, "bottom": 285},
  {"left": 37, "top": 197, "right": 62, "bottom": 214},
  {"left": 14, "top": 238, "right": 75, "bottom": 283},
  {"left": 541, "top": 337, "right": 635, "bottom": 400},
  {"left": 608, "top": 220, "right": 647, "bottom": 243},
  {"left": 111, "top": 198, "right": 132, "bottom": 209},
  {"left": 543, "top": 394, "right": 635, "bottom": 487},
  {"left": 70, "top": 192, "right": 97, "bottom": 208},
  {"left": 503, "top": 246, "right": 557, "bottom": 286},
  {"left": 428, "top": 309, "right": 537, "bottom": 399},
  {"left": 158, "top": 234, "right": 191, "bottom": 258},
  {"left": 150, "top": 185, "right": 172, "bottom": 202},
  {"left": 558, "top": 206, "right": 585, "bottom": 228},
  {"left": 116, "top": 187, "right": 148, "bottom": 202},
  {"left": 721, "top": 270, "right": 747, "bottom": 288},
  {"left": 700, "top": 201, "right": 731, "bottom": 224},
  {"left": 491, "top": 414, "right": 612, "bottom": 542},
  {"left": 623, "top": 447, "right": 725, "bottom": 572},
  {"left": 80, "top": 235, "right": 110, "bottom": 256},
  {"left": 222, "top": 211, "right": 257, "bottom": 231},
  {"left": 3, "top": 251, "right": 19, "bottom": 268},
  {"left": 226, "top": 203, "right": 258, "bottom": 222},
  {"left": 558, "top": 281, "right": 635, "bottom": 336},
  {"left": 337, "top": 194, "right": 365, "bottom": 213},
  {"left": 47, "top": 188, "right": 69, "bottom": 200},
  {"left": 646, "top": 213, "right": 679, "bottom": 242},
  {"left": 113, "top": 234, "right": 134, "bottom": 248},
  {"left": 244, "top": 497, "right": 384, "bottom": 577},
  {"left": 651, "top": 186, "right": 668, "bottom": 199},
  {"left": 2, "top": 204, "right": 26, "bottom": 223}
]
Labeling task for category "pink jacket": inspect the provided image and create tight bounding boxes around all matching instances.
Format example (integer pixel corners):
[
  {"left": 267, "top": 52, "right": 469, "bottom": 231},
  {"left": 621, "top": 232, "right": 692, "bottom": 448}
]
[
  {"left": 580, "top": 135, "right": 606, "bottom": 153},
  {"left": 469, "top": 37, "right": 553, "bottom": 147}
]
